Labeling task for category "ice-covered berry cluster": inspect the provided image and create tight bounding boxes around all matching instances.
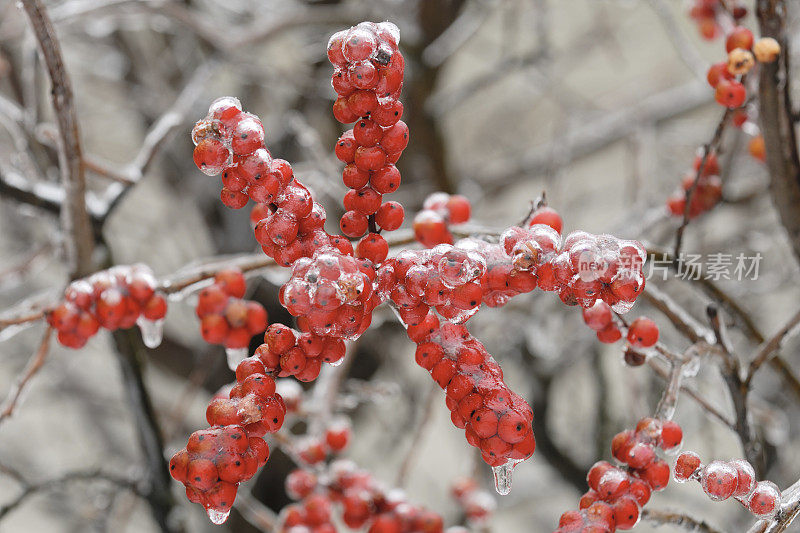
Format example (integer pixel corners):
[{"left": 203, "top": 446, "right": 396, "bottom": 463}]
[
  {"left": 170, "top": 355, "right": 284, "bottom": 523},
  {"left": 408, "top": 321, "right": 535, "bottom": 486},
  {"left": 280, "top": 459, "right": 445, "bottom": 533},
  {"left": 503, "top": 225, "right": 647, "bottom": 312},
  {"left": 196, "top": 268, "right": 267, "bottom": 362},
  {"left": 47, "top": 264, "right": 167, "bottom": 349},
  {"left": 674, "top": 452, "right": 782, "bottom": 518},
  {"left": 281, "top": 247, "right": 381, "bottom": 339},
  {"left": 555, "top": 417, "right": 682, "bottom": 532},
  {"left": 413, "top": 192, "right": 472, "bottom": 248},
  {"left": 329, "top": 21, "right": 408, "bottom": 242}
]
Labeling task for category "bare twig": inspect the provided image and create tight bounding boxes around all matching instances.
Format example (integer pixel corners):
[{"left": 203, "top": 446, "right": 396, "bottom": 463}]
[
  {"left": 396, "top": 382, "right": 439, "bottom": 488},
  {"left": 746, "top": 307, "right": 800, "bottom": 385},
  {"left": 0, "top": 468, "right": 143, "bottom": 520},
  {"left": 0, "top": 327, "right": 52, "bottom": 425},
  {"left": 20, "top": 0, "right": 94, "bottom": 278},
  {"left": 642, "top": 508, "right": 725, "bottom": 533}
]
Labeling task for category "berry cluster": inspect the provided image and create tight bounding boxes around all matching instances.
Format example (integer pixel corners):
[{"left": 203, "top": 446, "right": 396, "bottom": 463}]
[
  {"left": 328, "top": 22, "right": 408, "bottom": 242},
  {"left": 451, "top": 477, "right": 496, "bottom": 525},
  {"left": 674, "top": 452, "right": 782, "bottom": 518},
  {"left": 581, "top": 303, "right": 660, "bottom": 365},
  {"left": 281, "top": 459, "right": 444, "bottom": 533},
  {"left": 383, "top": 244, "right": 489, "bottom": 324},
  {"left": 290, "top": 418, "right": 353, "bottom": 467},
  {"left": 196, "top": 268, "right": 267, "bottom": 355},
  {"left": 280, "top": 246, "right": 381, "bottom": 339},
  {"left": 556, "top": 417, "right": 682, "bottom": 532},
  {"left": 193, "top": 99, "right": 353, "bottom": 268},
  {"left": 666, "top": 152, "right": 723, "bottom": 219},
  {"left": 407, "top": 321, "right": 536, "bottom": 479},
  {"left": 182, "top": 20, "right": 654, "bottom": 521},
  {"left": 47, "top": 265, "right": 167, "bottom": 349},
  {"left": 688, "top": 0, "right": 747, "bottom": 41},
  {"left": 256, "top": 323, "right": 346, "bottom": 382},
  {"left": 705, "top": 25, "right": 781, "bottom": 109},
  {"left": 170, "top": 355, "right": 284, "bottom": 522},
  {"left": 413, "top": 193, "right": 472, "bottom": 248},
  {"left": 504, "top": 226, "right": 647, "bottom": 312}
]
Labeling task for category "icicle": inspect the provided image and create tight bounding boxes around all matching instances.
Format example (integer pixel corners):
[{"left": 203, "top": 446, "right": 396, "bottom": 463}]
[
  {"left": 491, "top": 460, "right": 520, "bottom": 496},
  {"left": 136, "top": 317, "right": 164, "bottom": 348},
  {"left": 225, "top": 347, "right": 248, "bottom": 371},
  {"left": 206, "top": 508, "right": 230, "bottom": 525}
]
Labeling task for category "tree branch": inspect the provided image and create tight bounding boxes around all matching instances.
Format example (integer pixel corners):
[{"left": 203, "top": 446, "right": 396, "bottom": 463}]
[
  {"left": 19, "top": 0, "right": 94, "bottom": 278},
  {"left": 757, "top": 0, "right": 800, "bottom": 266}
]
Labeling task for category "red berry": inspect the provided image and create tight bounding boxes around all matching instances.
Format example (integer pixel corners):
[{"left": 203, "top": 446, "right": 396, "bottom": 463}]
[
  {"left": 674, "top": 451, "right": 702, "bottom": 482},
  {"left": 446, "top": 195, "right": 471, "bottom": 224},
  {"left": 356, "top": 233, "right": 388, "bottom": 263},
  {"left": 340, "top": 210, "right": 369, "bottom": 237},
  {"left": 194, "top": 138, "right": 228, "bottom": 175},
  {"left": 627, "top": 317, "right": 659, "bottom": 348},
  {"left": 726, "top": 26, "right": 754, "bottom": 52},
  {"left": 529, "top": 206, "right": 562, "bottom": 233},
  {"left": 715, "top": 79, "right": 746, "bottom": 108},
  {"left": 375, "top": 201, "right": 404, "bottom": 231},
  {"left": 706, "top": 62, "right": 734, "bottom": 88},
  {"left": 701, "top": 460, "right": 738, "bottom": 501}
]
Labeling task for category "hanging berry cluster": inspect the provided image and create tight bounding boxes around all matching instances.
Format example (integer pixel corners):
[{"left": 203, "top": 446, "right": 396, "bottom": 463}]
[
  {"left": 170, "top": 355, "right": 286, "bottom": 523},
  {"left": 281, "top": 460, "right": 444, "bottom": 533},
  {"left": 328, "top": 22, "right": 408, "bottom": 241},
  {"left": 196, "top": 268, "right": 267, "bottom": 356},
  {"left": 412, "top": 193, "right": 472, "bottom": 248},
  {"left": 674, "top": 452, "right": 782, "bottom": 518},
  {"left": 47, "top": 264, "right": 167, "bottom": 349},
  {"left": 407, "top": 321, "right": 536, "bottom": 483},
  {"left": 555, "top": 417, "right": 682, "bottom": 532},
  {"left": 666, "top": 153, "right": 723, "bottom": 219}
]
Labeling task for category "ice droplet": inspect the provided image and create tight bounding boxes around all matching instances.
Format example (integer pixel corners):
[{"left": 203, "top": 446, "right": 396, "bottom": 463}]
[
  {"left": 491, "top": 460, "right": 520, "bottom": 495},
  {"left": 225, "top": 347, "right": 249, "bottom": 371},
  {"left": 206, "top": 508, "right": 230, "bottom": 525},
  {"left": 136, "top": 317, "right": 164, "bottom": 349}
]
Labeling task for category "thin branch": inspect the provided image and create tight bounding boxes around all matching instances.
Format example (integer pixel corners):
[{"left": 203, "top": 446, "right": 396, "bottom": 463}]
[
  {"left": 20, "top": 0, "right": 94, "bottom": 278},
  {"left": 0, "top": 327, "right": 52, "bottom": 425},
  {"left": 396, "top": 382, "right": 439, "bottom": 488},
  {"left": 642, "top": 508, "right": 725, "bottom": 533},
  {"left": 0, "top": 468, "right": 143, "bottom": 520},
  {"left": 746, "top": 307, "right": 800, "bottom": 384}
]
